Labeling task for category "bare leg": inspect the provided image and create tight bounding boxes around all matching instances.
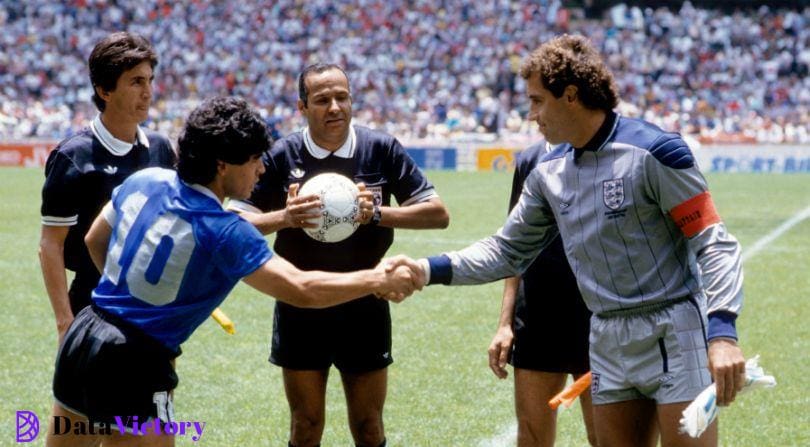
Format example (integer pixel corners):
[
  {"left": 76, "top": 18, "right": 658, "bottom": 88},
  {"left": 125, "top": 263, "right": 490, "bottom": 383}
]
[
  {"left": 513, "top": 369, "right": 566, "bottom": 447},
  {"left": 283, "top": 368, "right": 329, "bottom": 447},
  {"left": 102, "top": 430, "right": 175, "bottom": 447},
  {"left": 592, "top": 399, "right": 659, "bottom": 447},
  {"left": 46, "top": 403, "right": 101, "bottom": 447},
  {"left": 657, "top": 402, "right": 717, "bottom": 447},
  {"left": 341, "top": 368, "right": 387, "bottom": 447},
  {"left": 47, "top": 403, "right": 174, "bottom": 447}
]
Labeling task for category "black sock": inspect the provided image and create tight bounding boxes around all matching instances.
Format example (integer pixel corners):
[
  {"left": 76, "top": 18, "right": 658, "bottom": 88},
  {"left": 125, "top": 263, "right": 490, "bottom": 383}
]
[{"left": 355, "top": 439, "right": 386, "bottom": 447}]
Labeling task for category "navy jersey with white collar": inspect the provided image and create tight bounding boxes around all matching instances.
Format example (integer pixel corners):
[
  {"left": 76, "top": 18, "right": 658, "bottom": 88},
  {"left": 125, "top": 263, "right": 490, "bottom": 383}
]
[
  {"left": 232, "top": 124, "right": 437, "bottom": 272},
  {"left": 41, "top": 119, "right": 175, "bottom": 275}
]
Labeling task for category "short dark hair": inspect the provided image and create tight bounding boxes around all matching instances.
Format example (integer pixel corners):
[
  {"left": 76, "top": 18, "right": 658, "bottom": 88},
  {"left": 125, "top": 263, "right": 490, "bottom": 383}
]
[
  {"left": 298, "top": 63, "right": 349, "bottom": 106},
  {"left": 520, "top": 34, "right": 619, "bottom": 112},
  {"left": 177, "top": 97, "right": 271, "bottom": 185},
  {"left": 88, "top": 32, "right": 158, "bottom": 112}
]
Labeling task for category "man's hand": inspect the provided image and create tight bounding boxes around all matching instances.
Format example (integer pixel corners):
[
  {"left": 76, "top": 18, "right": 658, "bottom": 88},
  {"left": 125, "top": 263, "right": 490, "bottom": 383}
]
[
  {"left": 374, "top": 264, "right": 420, "bottom": 302},
  {"left": 56, "top": 314, "right": 74, "bottom": 346},
  {"left": 488, "top": 325, "right": 514, "bottom": 379},
  {"left": 355, "top": 183, "right": 375, "bottom": 224},
  {"left": 379, "top": 255, "right": 426, "bottom": 289},
  {"left": 708, "top": 338, "right": 746, "bottom": 406},
  {"left": 284, "top": 183, "right": 321, "bottom": 229}
]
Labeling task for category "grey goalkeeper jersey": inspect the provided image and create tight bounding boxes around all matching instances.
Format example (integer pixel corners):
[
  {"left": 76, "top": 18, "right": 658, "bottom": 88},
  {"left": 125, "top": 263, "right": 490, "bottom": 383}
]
[{"left": 431, "top": 114, "right": 743, "bottom": 338}]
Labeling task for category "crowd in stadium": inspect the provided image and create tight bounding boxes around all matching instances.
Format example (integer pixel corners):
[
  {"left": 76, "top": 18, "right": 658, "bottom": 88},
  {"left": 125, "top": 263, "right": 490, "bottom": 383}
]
[{"left": 1, "top": 1, "right": 808, "bottom": 144}]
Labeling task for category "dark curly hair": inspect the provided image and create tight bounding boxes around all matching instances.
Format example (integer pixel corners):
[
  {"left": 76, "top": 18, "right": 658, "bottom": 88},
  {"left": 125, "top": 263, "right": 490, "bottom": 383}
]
[
  {"left": 520, "top": 34, "right": 619, "bottom": 112},
  {"left": 177, "top": 96, "right": 271, "bottom": 185},
  {"left": 89, "top": 32, "right": 158, "bottom": 112}
]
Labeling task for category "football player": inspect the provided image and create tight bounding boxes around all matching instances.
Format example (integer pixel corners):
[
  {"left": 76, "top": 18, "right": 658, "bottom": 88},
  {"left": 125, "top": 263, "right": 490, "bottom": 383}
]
[
  {"left": 46, "top": 96, "right": 419, "bottom": 447},
  {"left": 387, "top": 35, "right": 746, "bottom": 447}
]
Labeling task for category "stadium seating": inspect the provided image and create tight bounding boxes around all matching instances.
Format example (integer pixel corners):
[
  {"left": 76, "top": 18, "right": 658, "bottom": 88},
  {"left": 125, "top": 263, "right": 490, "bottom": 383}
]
[{"left": 0, "top": 1, "right": 807, "bottom": 144}]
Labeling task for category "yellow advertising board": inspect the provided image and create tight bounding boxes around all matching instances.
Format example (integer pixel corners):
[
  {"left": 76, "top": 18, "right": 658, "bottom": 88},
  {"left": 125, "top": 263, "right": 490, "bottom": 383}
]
[{"left": 476, "top": 148, "right": 520, "bottom": 171}]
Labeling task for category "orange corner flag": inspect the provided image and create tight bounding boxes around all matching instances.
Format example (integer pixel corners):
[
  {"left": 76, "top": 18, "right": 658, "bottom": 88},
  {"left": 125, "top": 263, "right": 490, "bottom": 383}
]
[{"left": 549, "top": 372, "right": 592, "bottom": 410}]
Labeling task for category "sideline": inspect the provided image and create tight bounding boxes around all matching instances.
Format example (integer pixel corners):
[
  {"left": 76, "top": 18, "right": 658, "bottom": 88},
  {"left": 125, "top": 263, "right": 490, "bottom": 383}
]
[
  {"left": 477, "top": 203, "right": 810, "bottom": 447},
  {"left": 741, "top": 204, "right": 810, "bottom": 262}
]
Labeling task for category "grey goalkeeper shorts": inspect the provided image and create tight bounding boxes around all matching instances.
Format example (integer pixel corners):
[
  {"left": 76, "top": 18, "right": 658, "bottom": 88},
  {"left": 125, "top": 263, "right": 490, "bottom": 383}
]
[{"left": 589, "top": 296, "right": 713, "bottom": 405}]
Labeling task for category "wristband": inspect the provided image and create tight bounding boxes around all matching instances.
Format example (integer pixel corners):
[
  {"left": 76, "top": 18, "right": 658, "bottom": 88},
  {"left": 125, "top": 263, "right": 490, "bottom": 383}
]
[{"left": 369, "top": 205, "right": 382, "bottom": 225}]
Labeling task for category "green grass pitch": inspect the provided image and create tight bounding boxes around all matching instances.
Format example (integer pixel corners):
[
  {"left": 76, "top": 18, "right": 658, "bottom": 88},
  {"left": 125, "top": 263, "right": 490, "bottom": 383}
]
[{"left": 1, "top": 168, "right": 808, "bottom": 446}]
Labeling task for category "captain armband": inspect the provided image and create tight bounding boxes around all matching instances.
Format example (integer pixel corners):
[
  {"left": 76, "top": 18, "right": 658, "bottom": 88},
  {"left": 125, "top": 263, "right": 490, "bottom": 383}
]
[{"left": 669, "top": 191, "right": 721, "bottom": 238}]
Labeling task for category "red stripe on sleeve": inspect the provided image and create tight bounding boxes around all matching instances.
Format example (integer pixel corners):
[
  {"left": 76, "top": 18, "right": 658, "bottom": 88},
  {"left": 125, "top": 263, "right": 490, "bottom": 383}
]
[{"left": 669, "top": 191, "right": 721, "bottom": 237}]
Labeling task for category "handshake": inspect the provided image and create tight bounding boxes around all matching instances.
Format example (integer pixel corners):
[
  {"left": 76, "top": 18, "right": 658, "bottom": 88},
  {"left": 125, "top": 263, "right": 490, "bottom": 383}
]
[{"left": 373, "top": 255, "right": 428, "bottom": 302}]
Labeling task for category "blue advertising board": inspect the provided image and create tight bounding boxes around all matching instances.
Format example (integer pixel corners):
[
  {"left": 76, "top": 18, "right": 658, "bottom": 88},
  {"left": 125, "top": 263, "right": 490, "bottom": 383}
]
[{"left": 405, "top": 147, "right": 457, "bottom": 170}]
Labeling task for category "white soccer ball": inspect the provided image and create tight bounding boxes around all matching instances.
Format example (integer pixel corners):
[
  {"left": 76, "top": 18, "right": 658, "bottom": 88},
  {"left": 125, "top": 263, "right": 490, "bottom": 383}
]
[{"left": 298, "top": 172, "right": 360, "bottom": 243}]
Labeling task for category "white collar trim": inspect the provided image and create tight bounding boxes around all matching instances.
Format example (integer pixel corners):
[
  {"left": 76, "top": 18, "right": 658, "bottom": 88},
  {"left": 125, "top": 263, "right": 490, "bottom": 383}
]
[
  {"left": 91, "top": 114, "right": 150, "bottom": 156},
  {"left": 187, "top": 183, "right": 225, "bottom": 209},
  {"left": 302, "top": 123, "right": 356, "bottom": 159}
]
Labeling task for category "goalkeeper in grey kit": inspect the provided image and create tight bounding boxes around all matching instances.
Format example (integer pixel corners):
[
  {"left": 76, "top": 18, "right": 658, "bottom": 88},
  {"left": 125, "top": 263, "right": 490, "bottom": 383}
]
[{"left": 389, "top": 35, "right": 746, "bottom": 447}]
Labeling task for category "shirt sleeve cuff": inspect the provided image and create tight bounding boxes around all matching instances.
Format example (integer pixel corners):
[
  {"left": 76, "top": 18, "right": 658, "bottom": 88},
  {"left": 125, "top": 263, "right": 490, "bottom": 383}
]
[
  {"left": 426, "top": 254, "right": 453, "bottom": 285},
  {"left": 707, "top": 311, "right": 738, "bottom": 341},
  {"left": 101, "top": 201, "right": 116, "bottom": 225}
]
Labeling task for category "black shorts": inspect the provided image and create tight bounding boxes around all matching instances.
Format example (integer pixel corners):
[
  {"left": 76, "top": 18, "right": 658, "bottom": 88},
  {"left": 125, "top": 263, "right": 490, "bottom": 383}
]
[
  {"left": 53, "top": 306, "right": 180, "bottom": 425},
  {"left": 270, "top": 296, "right": 393, "bottom": 373},
  {"left": 510, "top": 256, "right": 592, "bottom": 374}
]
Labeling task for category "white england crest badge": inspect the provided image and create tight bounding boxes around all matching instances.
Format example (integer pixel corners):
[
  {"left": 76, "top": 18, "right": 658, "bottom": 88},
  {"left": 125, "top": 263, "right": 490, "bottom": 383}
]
[{"left": 602, "top": 178, "right": 624, "bottom": 210}]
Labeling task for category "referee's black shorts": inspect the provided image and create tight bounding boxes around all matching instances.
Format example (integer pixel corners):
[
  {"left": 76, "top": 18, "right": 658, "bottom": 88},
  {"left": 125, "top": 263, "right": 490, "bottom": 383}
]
[
  {"left": 53, "top": 306, "right": 180, "bottom": 425},
  {"left": 270, "top": 296, "right": 393, "bottom": 373},
  {"left": 509, "top": 248, "right": 591, "bottom": 375}
]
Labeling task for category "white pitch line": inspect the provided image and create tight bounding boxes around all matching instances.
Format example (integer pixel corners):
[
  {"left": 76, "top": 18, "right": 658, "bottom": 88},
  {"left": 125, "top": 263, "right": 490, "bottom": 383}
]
[
  {"left": 478, "top": 203, "right": 810, "bottom": 447},
  {"left": 478, "top": 422, "right": 518, "bottom": 447},
  {"left": 741, "top": 204, "right": 810, "bottom": 262}
]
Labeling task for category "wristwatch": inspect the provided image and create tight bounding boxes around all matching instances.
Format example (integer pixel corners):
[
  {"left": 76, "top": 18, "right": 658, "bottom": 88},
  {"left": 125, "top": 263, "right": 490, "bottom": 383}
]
[{"left": 369, "top": 205, "right": 382, "bottom": 225}]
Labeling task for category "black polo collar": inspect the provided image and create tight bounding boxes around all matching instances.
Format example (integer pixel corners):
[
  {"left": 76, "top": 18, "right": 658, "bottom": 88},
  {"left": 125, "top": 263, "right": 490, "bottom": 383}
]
[{"left": 573, "top": 111, "right": 618, "bottom": 160}]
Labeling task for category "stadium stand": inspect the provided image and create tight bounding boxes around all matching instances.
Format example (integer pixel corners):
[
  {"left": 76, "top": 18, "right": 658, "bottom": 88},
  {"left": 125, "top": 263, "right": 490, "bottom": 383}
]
[{"left": 0, "top": 1, "right": 808, "bottom": 144}]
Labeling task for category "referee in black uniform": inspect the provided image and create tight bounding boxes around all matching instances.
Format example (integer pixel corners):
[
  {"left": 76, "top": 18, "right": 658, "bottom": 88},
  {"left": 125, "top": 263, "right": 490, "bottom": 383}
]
[
  {"left": 230, "top": 63, "right": 449, "bottom": 447},
  {"left": 39, "top": 32, "right": 175, "bottom": 345}
]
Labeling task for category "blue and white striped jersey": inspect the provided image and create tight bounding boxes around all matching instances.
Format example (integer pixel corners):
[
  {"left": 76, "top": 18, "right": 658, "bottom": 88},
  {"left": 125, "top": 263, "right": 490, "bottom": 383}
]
[
  {"left": 92, "top": 168, "right": 272, "bottom": 352},
  {"left": 429, "top": 113, "right": 743, "bottom": 340}
]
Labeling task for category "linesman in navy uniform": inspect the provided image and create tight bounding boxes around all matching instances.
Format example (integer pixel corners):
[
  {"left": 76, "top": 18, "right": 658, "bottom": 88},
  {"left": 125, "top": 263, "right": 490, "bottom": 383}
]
[
  {"left": 230, "top": 63, "right": 449, "bottom": 447},
  {"left": 488, "top": 141, "right": 596, "bottom": 447},
  {"left": 39, "top": 32, "right": 176, "bottom": 345}
]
